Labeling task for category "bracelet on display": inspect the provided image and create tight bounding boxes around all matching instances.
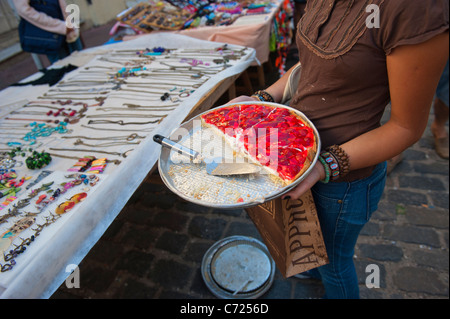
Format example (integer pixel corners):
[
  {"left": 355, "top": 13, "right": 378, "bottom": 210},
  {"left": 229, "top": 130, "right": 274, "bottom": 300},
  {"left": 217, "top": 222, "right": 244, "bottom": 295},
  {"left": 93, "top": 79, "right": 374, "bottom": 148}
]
[
  {"left": 251, "top": 90, "right": 275, "bottom": 103},
  {"left": 318, "top": 145, "right": 350, "bottom": 183}
]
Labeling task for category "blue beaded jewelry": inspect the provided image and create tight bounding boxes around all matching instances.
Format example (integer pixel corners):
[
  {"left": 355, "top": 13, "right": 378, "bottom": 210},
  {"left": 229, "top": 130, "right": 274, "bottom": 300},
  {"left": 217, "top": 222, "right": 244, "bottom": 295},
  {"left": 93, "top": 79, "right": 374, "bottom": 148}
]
[
  {"left": 321, "top": 151, "right": 341, "bottom": 180},
  {"left": 23, "top": 122, "right": 68, "bottom": 142}
]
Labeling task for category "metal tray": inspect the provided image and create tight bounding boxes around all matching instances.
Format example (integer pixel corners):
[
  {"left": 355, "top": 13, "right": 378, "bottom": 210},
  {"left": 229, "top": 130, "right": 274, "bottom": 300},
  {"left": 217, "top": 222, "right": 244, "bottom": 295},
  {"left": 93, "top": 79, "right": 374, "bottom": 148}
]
[
  {"left": 201, "top": 236, "right": 275, "bottom": 299},
  {"left": 157, "top": 101, "right": 321, "bottom": 209}
]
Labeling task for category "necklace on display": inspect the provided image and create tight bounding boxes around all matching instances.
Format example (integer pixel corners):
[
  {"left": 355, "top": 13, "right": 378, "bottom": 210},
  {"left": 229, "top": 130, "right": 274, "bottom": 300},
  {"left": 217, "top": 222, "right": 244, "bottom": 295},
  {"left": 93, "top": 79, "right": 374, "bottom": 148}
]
[
  {"left": 73, "top": 139, "right": 141, "bottom": 148},
  {"left": 49, "top": 147, "right": 134, "bottom": 158},
  {"left": 61, "top": 133, "right": 145, "bottom": 141},
  {"left": 80, "top": 124, "right": 154, "bottom": 132},
  {"left": 87, "top": 118, "right": 165, "bottom": 126}
]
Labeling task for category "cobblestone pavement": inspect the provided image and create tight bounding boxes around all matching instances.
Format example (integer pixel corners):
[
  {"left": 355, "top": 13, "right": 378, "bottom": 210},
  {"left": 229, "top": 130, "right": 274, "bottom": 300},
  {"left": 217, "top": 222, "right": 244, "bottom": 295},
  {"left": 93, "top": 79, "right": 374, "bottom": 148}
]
[{"left": 51, "top": 85, "right": 449, "bottom": 301}]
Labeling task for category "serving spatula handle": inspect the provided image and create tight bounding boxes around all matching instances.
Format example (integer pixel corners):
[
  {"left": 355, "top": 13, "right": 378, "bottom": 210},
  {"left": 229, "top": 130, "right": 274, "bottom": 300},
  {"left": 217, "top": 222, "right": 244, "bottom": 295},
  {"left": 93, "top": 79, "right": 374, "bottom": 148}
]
[{"left": 153, "top": 134, "right": 199, "bottom": 159}]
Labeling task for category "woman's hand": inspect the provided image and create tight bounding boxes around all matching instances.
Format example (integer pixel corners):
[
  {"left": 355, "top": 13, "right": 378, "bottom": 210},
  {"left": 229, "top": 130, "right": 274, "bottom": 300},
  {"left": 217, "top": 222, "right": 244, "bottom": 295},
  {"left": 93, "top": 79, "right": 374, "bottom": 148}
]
[
  {"left": 66, "top": 27, "right": 79, "bottom": 43},
  {"left": 228, "top": 95, "right": 259, "bottom": 104},
  {"left": 281, "top": 161, "right": 325, "bottom": 200}
]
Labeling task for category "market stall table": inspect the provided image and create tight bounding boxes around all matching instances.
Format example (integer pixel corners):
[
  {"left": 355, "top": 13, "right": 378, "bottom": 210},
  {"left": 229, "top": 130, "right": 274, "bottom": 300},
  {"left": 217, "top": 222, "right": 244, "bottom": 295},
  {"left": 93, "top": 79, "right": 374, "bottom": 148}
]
[
  {"left": 119, "top": 0, "right": 292, "bottom": 86},
  {"left": 0, "top": 33, "right": 255, "bottom": 298},
  {"left": 176, "top": 0, "right": 288, "bottom": 65}
]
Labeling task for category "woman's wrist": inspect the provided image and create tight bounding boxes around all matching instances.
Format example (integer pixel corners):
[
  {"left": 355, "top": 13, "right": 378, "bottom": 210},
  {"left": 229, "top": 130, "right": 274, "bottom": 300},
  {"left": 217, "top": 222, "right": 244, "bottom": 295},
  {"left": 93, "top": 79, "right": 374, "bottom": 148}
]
[
  {"left": 251, "top": 90, "right": 275, "bottom": 103},
  {"left": 318, "top": 145, "right": 351, "bottom": 183},
  {"left": 318, "top": 156, "right": 330, "bottom": 183}
]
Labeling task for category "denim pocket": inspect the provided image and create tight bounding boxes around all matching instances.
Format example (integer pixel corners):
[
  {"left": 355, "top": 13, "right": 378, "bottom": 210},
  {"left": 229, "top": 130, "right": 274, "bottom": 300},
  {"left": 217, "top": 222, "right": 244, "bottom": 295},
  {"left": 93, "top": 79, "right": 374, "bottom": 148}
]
[
  {"left": 311, "top": 182, "right": 353, "bottom": 231},
  {"left": 311, "top": 162, "right": 387, "bottom": 226},
  {"left": 310, "top": 186, "right": 347, "bottom": 243},
  {"left": 311, "top": 187, "right": 345, "bottom": 213}
]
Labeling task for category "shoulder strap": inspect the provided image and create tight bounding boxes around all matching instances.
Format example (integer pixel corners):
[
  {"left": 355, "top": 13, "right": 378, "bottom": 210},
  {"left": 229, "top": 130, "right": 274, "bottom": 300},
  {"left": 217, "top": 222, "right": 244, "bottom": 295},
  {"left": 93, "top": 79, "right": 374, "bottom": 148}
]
[{"left": 281, "top": 63, "right": 302, "bottom": 106}]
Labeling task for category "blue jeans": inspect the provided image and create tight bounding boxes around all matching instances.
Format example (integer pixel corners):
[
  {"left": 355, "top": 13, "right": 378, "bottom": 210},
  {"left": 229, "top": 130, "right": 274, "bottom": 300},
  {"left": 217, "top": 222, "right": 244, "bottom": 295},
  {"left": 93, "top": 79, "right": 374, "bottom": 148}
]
[{"left": 309, "top": 161, "right": 387, "bottom": 299}]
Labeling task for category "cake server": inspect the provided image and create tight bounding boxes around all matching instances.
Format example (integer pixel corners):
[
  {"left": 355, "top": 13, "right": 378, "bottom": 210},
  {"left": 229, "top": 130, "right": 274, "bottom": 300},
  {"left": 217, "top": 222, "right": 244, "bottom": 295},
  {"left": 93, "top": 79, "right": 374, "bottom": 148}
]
[{"left": 153, "top": 134, "right": 261, "bottom": 176}]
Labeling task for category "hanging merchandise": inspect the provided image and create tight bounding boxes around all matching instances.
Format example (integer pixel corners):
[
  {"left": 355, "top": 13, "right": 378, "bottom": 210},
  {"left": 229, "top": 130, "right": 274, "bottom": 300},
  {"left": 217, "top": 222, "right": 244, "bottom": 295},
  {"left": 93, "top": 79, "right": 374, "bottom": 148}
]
[{"left": 271, "top": 0, "right": 293, "bottom": 76}]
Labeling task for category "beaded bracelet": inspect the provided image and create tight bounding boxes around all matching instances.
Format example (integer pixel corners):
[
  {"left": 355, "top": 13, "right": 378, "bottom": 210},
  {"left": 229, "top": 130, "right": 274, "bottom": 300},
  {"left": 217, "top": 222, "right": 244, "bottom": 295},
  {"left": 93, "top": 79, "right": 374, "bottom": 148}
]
[
  {"left": 320, "top": 151, "right": 340, "bottom": 181},
  {"left": 318, "top": 156, "right": 331, "bottom": 183},
  {"left": 318, "top": 145, "right": 350, "bottom": 183},
  {"left": 327, "top": 145, "right": 350, "bottom": 179},
  {"left": 251, "top": 90, "right": 275, "bottom": 103}
]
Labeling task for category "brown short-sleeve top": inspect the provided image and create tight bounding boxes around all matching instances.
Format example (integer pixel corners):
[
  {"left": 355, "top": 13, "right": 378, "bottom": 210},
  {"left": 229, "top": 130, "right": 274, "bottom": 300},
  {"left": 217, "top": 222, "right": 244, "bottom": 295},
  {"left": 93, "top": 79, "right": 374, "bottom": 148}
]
[{"left": 290, "top": 0, "right": 449, "bottom": 152}]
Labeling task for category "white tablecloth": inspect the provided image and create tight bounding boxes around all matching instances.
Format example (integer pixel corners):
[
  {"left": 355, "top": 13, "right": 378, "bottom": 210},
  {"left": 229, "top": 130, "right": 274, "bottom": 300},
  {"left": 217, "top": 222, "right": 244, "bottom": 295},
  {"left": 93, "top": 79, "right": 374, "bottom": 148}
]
[{"left": 0, "top": 33, "right": 255, "bottom": 298}]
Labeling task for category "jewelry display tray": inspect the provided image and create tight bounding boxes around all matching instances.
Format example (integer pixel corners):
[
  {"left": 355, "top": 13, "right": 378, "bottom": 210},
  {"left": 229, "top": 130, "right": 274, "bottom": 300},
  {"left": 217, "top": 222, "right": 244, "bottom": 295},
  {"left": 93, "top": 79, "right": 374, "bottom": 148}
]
[{"left": 157, "top": 102, "right": 321, "bottom": 209}]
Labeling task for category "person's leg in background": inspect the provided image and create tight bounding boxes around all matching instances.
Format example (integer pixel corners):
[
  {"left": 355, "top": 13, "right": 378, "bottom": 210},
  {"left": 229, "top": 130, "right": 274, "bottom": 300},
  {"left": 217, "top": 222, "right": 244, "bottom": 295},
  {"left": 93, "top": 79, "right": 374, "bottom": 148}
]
[
  {"left": 46, "top": 35, "right": 83, "bottom": 65},
  {"left": 431, "top": 59, "right": 449, "bottom": 159},
  {"left": 45, "top": 43, "right": 70, "bottom": 65},
  {"left": 67, "top": 36, "right": 83, "bottom": 54}
]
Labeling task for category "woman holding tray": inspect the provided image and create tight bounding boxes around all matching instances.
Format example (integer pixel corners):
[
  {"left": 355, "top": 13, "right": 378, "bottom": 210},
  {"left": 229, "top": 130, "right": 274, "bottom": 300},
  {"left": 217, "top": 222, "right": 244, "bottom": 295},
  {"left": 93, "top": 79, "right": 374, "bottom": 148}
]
[{"left": 230, "top": 0, "right": 449, "bottom": 299}]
